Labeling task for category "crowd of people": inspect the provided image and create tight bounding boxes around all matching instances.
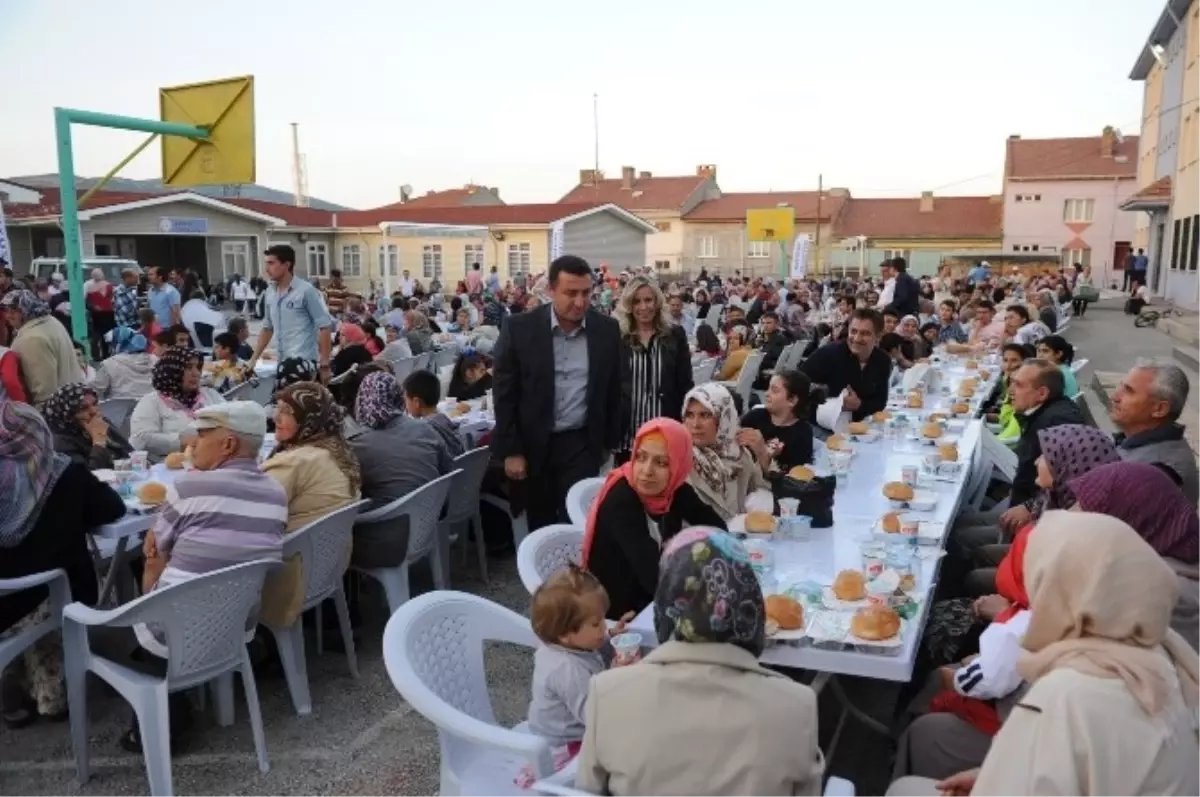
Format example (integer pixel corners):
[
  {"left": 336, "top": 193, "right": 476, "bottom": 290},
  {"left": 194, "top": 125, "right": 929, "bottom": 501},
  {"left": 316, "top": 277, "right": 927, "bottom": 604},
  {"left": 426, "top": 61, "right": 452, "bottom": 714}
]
[{"left": 0, "top": 247, "right": 1197, "bottom": 795}]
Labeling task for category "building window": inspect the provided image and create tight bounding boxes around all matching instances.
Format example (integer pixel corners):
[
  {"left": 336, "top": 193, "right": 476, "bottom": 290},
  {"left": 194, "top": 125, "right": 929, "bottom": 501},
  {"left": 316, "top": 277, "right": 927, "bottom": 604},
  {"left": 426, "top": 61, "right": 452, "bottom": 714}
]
[
  {"left": 1063, "top": 198, "right": 1095, "bottom": 223},
  {"left": 1012, "top": 245, "right": 1020, "bottom": 252},
  {"left": 1191, "top": 215, "right": 1199, "bottom": 272},
  {"left": 1062, "top": 248, "right": 1091, "bottom": 269},
  {"left": 221, "top": 241, "right": 249, "bottom": 280},
  {"left": 1172, "top": 219, "right": 1182, "bottom": 270},
  {"left": 464, "top": 243, "right": 484, "bottom": 273},
  {"left": 653, "top": 221, "right": 672, "bottom": 232},
  {"left": 654, "top": 259, "right": 671, "bottom": 270},
  {"left": 882, "top": 249, "right": 911, "bottom": 262},
  {"left": 698, "top": 236, "right": 717, "bottom": 259},
  {"left": 748, "top": 241, "right": 772, "bottom": 258},
  {"left": 306, "top": 243, "right": 328, "bottom": 278},
  {"left": 377, "top": 244, "right": 398, "bottom": 277},
  {"left": 1014, "top": 194, "right": 1041, "bottom": 203},
  {"left": 339, "top": 244, "right": 362, "bottom": 277},
  {"left": 422, "top": 244, "right": 443, "bottom": 280},
  {"left": 506, "top": 242, "right": 531, "bottom": 275}
]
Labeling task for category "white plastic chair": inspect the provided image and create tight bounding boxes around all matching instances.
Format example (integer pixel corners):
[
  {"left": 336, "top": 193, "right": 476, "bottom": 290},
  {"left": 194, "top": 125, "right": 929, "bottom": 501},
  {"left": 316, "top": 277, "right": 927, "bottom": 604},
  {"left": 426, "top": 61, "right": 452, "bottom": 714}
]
[
  {"left": 1070, "top": 357, "right": 1089, "bottom": 374},
  {"left": 98, "top": 397, "right": 138, "bottom": 440},
  {"left": 433, "top": 347, "right": 460, "bottom": 370},
  {"left": 88, "top": 514, "right": 156, "bottom": 606},
  {"left": 383, "top": 591, "right": 554, "bottom": 796},
  {"left": 440, "top": 448, "right": 494, "bottom": 585},
  {"left": 222, "top": 378, "right": 274, "bottom": 406},
  {"left": 352, "top": 471, "right": 458, "bottom": 615},
  {"left": 0, "top": 569, "right": 71, "bottom": 674},
  {"left": 733, "top": 350, "right": 765, "bottom": 409},
  {"left": 565, "top": 477, "right": 605, "bottom": 528},
  {"left": 222, "top": 380, "right": 256, "bottom": 401},
  {"left": 479, "top": 494, "right": 530, "bottom": 549},
  {"left": 263, "top": 500, "right": 369, "bottom": 716},
  {"left": 413, "top": 352, "right": 432, "bottom": 371},
  {"left": 64, "top": 560, "right": 276, "bottom": 796},
  {"left": 691, "top": 359, "right": 717, "bottom": 384},
  {"left": 516, "top": 524, "right": 583, "bottom": 595},
  {"left": 388, "top": 355, "right": 419, "bottom": 381},
  {"left": 531, "top": 772, "right": 855, "bottom": 796}
]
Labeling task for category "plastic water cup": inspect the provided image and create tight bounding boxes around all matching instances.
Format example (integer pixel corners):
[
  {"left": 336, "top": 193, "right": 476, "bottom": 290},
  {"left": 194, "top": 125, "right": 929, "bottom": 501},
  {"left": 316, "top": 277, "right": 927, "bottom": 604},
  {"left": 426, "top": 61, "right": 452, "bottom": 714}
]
[
  {"left": 901, "top": 465, "right": 919, "bottom": 486},
  {"left": 778, "top": 498, "right": 800, "bottom": 517},
  {"left": 783, "top": 515, "right": 812, "bottom": 542},
  {"left": 130, "top": 450, "right": 149, "bottom": 471},
  {"left": 611, "top": 632, "right": 642, "bottom": 666}
]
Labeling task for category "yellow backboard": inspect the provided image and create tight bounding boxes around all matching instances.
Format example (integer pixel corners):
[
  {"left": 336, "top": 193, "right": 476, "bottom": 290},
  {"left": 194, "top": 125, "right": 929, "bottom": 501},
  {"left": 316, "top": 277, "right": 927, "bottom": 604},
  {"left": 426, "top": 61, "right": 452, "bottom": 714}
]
[
  {"left": 160, "top": 76, "right": 255, "bottom": 187},
  {"left": 746, "top": 207, "right": 795, "bottom": 242}
]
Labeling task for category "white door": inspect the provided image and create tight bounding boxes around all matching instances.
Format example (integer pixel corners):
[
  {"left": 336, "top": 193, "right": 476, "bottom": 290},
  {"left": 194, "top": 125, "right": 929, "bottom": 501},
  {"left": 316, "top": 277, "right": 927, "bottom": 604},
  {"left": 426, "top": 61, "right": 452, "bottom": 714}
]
[{"left": 221, "top": 240, "right": 250, "bottom": 281}]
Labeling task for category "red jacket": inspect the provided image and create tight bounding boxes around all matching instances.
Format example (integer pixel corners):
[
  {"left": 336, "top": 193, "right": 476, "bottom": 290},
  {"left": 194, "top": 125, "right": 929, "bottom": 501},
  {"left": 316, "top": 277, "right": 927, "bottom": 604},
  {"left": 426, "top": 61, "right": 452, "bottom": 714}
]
[{"left": 0, "top": 347, "right": 28, "bottom": 402}]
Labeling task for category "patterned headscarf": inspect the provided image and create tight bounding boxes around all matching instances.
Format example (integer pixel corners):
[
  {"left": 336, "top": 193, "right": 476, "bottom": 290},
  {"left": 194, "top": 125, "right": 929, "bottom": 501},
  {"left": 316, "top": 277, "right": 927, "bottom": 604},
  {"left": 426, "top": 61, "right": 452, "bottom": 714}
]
[
  {"left": 0, "top": 289, "right": 51, "bottom": 320},
  {"left": 1035, "top": 424, "right": 1120, "bottom": 514},
  {"left": 407, "top": 310, "right": 431, "bottom": 332},
  {"left": 1014, "top": 321, "right": 1052, "bottom": 347},
  {"left": 354, "top": 371, "right": 404, "bottom": 430},
  {"left": 152, "top": 346, "right": 205, "bottom": 411},
  {"left": 482, "top": 295, "right": 505, "bottom": 328},
  {"left": 274, "top": 382, "right": 362, "bottom": 494},
  {"left": 41, "top": 382, "right": 98, "bottom": 439},
  {"left": 654, "top": 528, "right": 765, "bottom": 657},
  {"left": 1070, "top": 461, "right": 1199, "bottom": 564},
  {"left": 113, "top": 326, "right": 148, "bottom": 354},
  {"left": 275, "top": 357, "right": 318, "bottom": 394},
  {"left": 0, "top": 400, "right": 70, "bottom": 547},
  {"left": 683, "top": 383, "right": 743, "bottom": 496}
]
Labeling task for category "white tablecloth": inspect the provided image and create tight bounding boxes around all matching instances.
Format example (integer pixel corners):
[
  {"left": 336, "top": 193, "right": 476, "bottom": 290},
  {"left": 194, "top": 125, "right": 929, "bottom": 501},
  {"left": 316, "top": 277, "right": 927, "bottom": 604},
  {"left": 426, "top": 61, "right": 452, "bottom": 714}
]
[{"left": 93, "top": 463, "right": 182, "bottom": 539}]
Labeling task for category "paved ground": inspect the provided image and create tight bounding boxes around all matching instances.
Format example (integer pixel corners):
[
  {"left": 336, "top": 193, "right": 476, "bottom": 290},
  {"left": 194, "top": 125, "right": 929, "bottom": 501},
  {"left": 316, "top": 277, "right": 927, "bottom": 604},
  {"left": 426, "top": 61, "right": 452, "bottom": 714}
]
[{"left": 2, "top": 300, "right": 1194, "bottom": 796}]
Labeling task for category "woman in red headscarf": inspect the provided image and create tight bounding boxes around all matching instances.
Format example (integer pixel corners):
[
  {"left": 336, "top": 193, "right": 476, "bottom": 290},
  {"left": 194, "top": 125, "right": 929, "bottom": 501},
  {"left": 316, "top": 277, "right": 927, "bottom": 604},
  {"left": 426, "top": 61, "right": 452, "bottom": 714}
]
[{"left": 582, "top": 418, "right": 726, "bottom": 619}]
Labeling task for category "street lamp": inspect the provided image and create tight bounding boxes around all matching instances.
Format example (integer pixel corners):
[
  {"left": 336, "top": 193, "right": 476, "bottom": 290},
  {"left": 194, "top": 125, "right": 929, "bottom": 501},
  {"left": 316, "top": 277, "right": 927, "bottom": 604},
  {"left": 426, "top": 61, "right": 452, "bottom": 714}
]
[{"left": 856, "top": 235, "right": 867, "bottom": 276}]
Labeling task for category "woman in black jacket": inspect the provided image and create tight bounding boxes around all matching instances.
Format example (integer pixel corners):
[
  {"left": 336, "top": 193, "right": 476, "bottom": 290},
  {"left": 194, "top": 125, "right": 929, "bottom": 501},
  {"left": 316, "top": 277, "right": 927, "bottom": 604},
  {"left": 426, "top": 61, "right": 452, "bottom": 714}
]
[
  {"left": 41, "top": 383, "right": 133, "bottom": 470},
  {"left": 582, "top": 419, "right": 726, "bottom": 620},
  {"left": 615, "top": 276, "right": 693, "bottom": 464}
]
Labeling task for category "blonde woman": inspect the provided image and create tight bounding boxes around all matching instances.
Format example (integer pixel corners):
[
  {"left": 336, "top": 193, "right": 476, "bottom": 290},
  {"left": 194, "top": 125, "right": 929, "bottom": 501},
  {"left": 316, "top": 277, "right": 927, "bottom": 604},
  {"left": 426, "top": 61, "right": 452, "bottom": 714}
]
[{"left": 615, "top": 276, "right": 693, "bottom": 463}]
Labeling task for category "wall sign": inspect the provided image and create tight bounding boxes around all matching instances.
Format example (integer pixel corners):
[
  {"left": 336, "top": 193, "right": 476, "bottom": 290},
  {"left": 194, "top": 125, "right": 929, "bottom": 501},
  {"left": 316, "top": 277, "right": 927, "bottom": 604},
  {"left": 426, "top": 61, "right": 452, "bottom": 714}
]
[{"left": 158, "top": 217, "right": 209, "bottom": 235}]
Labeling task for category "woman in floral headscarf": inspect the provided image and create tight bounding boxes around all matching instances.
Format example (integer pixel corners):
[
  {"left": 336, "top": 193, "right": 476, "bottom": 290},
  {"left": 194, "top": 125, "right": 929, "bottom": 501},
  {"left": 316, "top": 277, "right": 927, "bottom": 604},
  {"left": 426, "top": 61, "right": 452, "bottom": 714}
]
[
  {"left": 0, "top": 289, "right": 79, "bottom": 405},
  {"left": 576, "top": 529, "right": 823, "bottom": 796},
  {"left": 681, "top": 383, "right": 768, "bottom": 520},
  {"left": 41, "top": 382, "right": 133, "bottom": 469},
  {"left": 129, "top": 346, "right": 224, "bottom": 462},
  {"left": 260, "top": 381, "right": 361, "bottom": 627}
]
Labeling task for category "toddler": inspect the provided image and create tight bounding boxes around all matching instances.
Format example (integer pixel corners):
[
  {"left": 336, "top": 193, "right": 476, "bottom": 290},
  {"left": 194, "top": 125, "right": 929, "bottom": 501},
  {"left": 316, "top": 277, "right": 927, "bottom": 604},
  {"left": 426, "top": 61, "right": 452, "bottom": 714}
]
[{"left": 519, "top": 564, "right": 632, "bottom": 787}]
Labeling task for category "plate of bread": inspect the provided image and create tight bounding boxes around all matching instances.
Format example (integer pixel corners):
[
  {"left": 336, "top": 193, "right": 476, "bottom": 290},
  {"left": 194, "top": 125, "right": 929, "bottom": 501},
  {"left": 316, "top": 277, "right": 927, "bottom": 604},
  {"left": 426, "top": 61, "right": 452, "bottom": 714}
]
[
  {"left": 786, "top": 464, "right": 817, "bottom": 482},
  {"left": 882, "top": 482, "right": 937, "bottom": 511},
  {"left": 845, "top": 421, "right": 879, "bottom": 443},
  {"left": 135, "top": 481, "right": 169, "bottom": 507},
  {"left": 824, "top": 433, "right": 854, "bottom": 453},
  {"left": 764, "top": 594, "right": 807, "bottom": 641},
  {"left": 805, "top": 605, "right": 905, "bottom": 648},
  {"left": 743, "top": 510, "right": 776, "bottom": 536}
]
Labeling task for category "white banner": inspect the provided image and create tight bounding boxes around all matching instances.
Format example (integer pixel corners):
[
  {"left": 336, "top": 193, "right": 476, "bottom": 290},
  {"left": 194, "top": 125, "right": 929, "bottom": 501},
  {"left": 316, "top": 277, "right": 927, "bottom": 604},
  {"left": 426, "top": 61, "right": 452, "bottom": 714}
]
[
  {"left": 790, "top": 234, "right": 810, "bottom": 279},
  {"left": 549, "top": 221, "right": 565, "bottom": 261},
  {"left": 0, "top": 200, "right": 10, "bottom": 267}
]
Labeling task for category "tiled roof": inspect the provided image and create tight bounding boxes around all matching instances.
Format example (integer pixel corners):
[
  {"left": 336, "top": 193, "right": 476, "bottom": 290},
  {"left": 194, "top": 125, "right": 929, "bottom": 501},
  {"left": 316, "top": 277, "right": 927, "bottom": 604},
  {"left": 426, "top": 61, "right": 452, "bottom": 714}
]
[
  {"left": 222, "top": 197, "right": 335, "bottom": 226},
  {"left": 833, "top": 196, "right": 1003, "bottom": 240},
  {"left": 379, "top": 185, "right": 502, "bottom": 209},
  {"left": 1005, "top": 134, "right": 1139, "bottom": 180},
  {"left": 1119, "top": 175, "right": 1173, "bottom": 209},
  {"left": 2, "top": 187, "right": 338, "bottom": 226},
  {"left": 4, "top": 188, "right": 158, "bottom": 219},
  {"left": 683, "top": 191, "right": 848, "bottom": 222},
  {"left": 338, "top": 202, "right": 609, "bottom": 228},
  {"left": 558, "top": 175, "right": 707, "bottom": 211}
]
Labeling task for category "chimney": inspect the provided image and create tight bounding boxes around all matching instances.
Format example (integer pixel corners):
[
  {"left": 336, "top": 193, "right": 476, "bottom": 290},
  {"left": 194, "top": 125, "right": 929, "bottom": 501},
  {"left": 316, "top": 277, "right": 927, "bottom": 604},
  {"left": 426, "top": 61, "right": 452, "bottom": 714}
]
[
  {"left": 919, "top": 191, "right": 934, "bottom": 213},
  {"left": 579, "top": 168, "right": 597, "bottom": 185},
  {"left": 1008, "top": 134, "right": 1021, "bottom": 140},
  {"left": 1101, "top": 125, "right": 1115, "bottom": 158},
  {"left": 696, "top": 164, "right": 717, "bottom": 180},
  {"left": 621, "top": 166, "right": 636, "bottom": 190},
  {"left": 638, "top": 171, "right": 652, "bottom": 180}
]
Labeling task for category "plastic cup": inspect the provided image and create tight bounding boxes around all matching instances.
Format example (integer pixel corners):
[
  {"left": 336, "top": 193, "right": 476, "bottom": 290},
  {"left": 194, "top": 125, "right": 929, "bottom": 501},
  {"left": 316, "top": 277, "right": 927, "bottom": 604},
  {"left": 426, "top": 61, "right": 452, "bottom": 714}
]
[
  {"left": 900, "top": 465, "right": 919, "bottom": 486},
  {"left": 900, "top": 515, "right": 921, "bottom": 539},
  {"left": 784, "top": 515, "right": 812, "bottom": 542},
  {"left": 130, "top": 450, "right": 149, "bottom": 471},
  {"left": 611, "top": 632, "right": 642, "bottom": 666},
  {"left": 778, "top": 498, "right": 800, "bottom": 517}
]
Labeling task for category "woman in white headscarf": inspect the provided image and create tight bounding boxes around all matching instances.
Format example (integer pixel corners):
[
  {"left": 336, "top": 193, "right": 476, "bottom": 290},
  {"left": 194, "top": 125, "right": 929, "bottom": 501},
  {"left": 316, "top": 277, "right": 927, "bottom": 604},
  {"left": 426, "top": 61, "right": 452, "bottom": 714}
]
[{"left": 681, "top": 383, "right": 767, "bottom": 520}]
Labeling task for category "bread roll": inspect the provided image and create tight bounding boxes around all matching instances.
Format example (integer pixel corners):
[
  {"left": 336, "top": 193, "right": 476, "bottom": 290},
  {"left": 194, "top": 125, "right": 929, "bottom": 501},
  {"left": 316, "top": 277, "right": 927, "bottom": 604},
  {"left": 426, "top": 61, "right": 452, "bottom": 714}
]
[
  {"left": 951, "top": 402, "right": 971, "bottom": 415},
  {"left": 825, "top": 434, "right": 849, "bottom": 451},
  {"left": 880, "top": 511, "right": 902, "bottom": 533},
  {"left": 920, "top": 422, "right": 943, "bottom": 440},
  {"left": 978, "top": 369, "right": 991, "bottom": 381},
  {"left": 851, "top": 605, "right": 901, "bottom": 641},
  {"left": 906, "top": 393, "right": 924, "bottom": 409},
  {"left": 744, "top": 511, "right": 776, "bottom": 534},
  {"left": 927, "top": 412, "right": 948, "bottom": 423},
  {"left": 765, "top": 595, "right": 804, "bottom": 630},
  {"left": 883, "top": 482, "right": 915, "bottom": 501},
  {"left": 137, "top": 481, "right": 168, "bottom": 505},
  {"left": 847, "top": 421, "right": 870, "bottom": 435},
  {"left": 939, "top": 443, "right": 960, "bottom": 463},
  {"left": 788, "top": 465, "right": 815, "bottom": 482},
  {"left": 964, "top": 359, "right": 979, "bottom": 369},
  {"left": 164, "top": 451, "right": 187, "bottom": 470},
  {"left": 957, "top": 385, "right": 976, "bottom": 398},
  {"left": 832, "top": 569, "right": 867, "bottom": 601},
  {"left": 872, "top": 411, "right": 892, "bottom": 423}
]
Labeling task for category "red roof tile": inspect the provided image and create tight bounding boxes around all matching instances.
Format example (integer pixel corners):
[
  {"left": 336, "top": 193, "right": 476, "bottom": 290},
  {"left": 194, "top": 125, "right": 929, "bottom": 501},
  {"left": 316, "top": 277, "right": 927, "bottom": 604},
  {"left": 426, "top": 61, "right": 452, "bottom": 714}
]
[
  {"left": 558, "top": 175, "right": 708, "bottom": 211},
  {"left": 3, "top": 187, "right": 338, "bottom": 226},
  {"left": 1005, "top": 134, "right": 1139, "bottom": 180},
  {"left": 222, "top": 197, "right": 334, "bottom": 226},
  {"left": 1119, "top": 175, "right": 1172, "bottom": 208},
  {"left": 683, "top": 191, "right": 849, "bottom": 223},
  {"left": 833, "top": 196, "right": 1003, "bottom": 240},
  {"left": 338, "top": 202, "right": 609, "bottom": 228},
  {"left": 378, "top": 185, "right": 502, "bottom": 209}
]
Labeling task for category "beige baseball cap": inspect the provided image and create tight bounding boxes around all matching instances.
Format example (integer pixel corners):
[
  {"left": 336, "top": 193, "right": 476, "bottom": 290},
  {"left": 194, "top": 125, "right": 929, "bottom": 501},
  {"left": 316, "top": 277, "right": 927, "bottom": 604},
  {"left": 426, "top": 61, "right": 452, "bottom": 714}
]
[{"left": 191, "top": 401, "right": 267, "bottom": 437}]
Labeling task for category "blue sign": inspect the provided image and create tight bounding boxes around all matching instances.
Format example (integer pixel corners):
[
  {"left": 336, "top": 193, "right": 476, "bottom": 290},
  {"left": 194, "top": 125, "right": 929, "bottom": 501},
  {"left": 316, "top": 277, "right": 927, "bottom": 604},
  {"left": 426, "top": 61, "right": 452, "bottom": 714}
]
[{"left": 157, "top": 217, "right": 209, "bottom": 235}]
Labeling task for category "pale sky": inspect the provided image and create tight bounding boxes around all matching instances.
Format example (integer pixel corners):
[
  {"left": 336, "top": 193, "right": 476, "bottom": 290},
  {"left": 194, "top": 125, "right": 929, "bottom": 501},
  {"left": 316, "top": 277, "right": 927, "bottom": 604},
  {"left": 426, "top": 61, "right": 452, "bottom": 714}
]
[{"left": 0, "top": 0, "right": 1161, "bottom": 209}]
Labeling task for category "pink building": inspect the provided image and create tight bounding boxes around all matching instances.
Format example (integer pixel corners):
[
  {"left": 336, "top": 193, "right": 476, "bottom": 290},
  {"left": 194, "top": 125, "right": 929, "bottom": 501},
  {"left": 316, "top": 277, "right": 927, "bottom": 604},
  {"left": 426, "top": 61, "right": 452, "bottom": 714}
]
[{"left": 1002, "top": 127, "right": 1139, "bottom": 288}]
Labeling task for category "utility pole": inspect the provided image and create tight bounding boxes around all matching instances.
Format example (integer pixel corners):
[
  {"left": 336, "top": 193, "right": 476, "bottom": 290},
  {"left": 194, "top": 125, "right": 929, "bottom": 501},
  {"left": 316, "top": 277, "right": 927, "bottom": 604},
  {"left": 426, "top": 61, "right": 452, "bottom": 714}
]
[
  {"left": 814, "top": 173, "right": 823, "bottom": 276},
  {"left": 291, "top": 122, "right": 306, "bottom": 207}
]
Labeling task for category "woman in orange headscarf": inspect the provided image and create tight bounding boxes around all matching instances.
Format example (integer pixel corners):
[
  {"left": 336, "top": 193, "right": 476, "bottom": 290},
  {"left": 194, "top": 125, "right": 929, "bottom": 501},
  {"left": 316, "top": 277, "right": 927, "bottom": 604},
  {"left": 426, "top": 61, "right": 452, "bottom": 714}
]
[{"left": 583, "top": 418, "right": 727, "bottom": 619}]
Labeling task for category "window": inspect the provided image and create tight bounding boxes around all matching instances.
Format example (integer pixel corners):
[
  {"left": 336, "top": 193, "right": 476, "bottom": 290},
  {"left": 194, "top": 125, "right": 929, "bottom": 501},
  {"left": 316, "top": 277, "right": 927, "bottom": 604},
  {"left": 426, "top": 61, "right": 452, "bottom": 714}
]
[
  {"left": 1014, "top": 193, "right": 1041, "bottom": 203},
  {"left": 654, "top": 259, "right": 671, "bottom": 270},
  {"left": 221, "top": 241, "right": 249, "bottom": 280},
  {"left": 377, "top": 244, "right": 399, "bottom": 277},
  {"left": 1192, "top": 215, "right": 1199, "bottom": 272},
  {"left": 422, "top": 244, "right": 444, "bottom": 280},
  {"left": 339, "top": 244, "right": 362, "bottom": 277},
  {"left": 1172, "top": 219, "right": 1182, "bottom": 270},
  {"left": 306, "top": 243, "right": 328, "bottom": 278},
  {"left": 654, "top": 221, "right": 672, "bottom": 232},
  {"left": 506, "top": 242, "right": 531, "bottom": 275},
  {"left": 882, "top": 249, "right": 911, "bottom": 262},
  {"left": 1063, "top": 198, "right": 1095, "bottom": 223},
  {"left": 698, "top": 236, "right": 717, "bottom": 259},
  {"left": 748, "top": 241, "right": 772, "bottom": 258},
  {"left": 464, "top": 243, "right": 484, "bottom": 272},
  {"left": 1062, "top": 248, "right": 1091, "bottom": 269},
  {"left": 1183, "top": 217, "right": 1194, "bottom": 272}
]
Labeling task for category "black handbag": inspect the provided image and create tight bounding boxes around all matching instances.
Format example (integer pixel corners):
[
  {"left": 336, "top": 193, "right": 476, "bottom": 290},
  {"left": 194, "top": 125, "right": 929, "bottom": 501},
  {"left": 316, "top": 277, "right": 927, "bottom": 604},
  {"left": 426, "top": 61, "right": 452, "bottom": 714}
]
[{"left": 770, "top": 472, "right": 836, "bottom": 528}]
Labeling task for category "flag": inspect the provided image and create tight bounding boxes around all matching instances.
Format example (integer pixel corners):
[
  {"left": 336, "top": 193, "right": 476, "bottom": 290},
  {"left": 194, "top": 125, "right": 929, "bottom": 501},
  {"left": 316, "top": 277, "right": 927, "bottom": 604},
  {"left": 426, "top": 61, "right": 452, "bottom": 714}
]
[
  {"left": 790, "top": 234, "right": 810, "bottom": 279},
  {"left": 550, "top": 221, "right": 565, "bottom": 261},
  {"left": 0, "top": 199, "right": 10, "bottom": 266}
]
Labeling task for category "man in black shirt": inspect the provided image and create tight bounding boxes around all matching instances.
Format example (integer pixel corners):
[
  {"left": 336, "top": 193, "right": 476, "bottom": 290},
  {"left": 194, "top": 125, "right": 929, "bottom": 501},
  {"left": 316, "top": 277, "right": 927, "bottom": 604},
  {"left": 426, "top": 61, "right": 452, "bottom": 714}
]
[
  {"left": 754, "top": 311, "right": 793, "bottom": 388},
  {"left": 890, "top": 256, "right": 921, "bottom": 317},
  {"left": 800, "top": 307, "right": 891, "bottom": 423}
]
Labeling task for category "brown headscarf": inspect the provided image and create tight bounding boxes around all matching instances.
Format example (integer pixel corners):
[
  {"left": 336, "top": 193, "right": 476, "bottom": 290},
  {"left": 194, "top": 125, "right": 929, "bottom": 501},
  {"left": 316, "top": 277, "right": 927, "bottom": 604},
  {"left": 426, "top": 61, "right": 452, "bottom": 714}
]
[
  {"left": 272, "top": 382, "right": 362, "bottom": 494},
  {"left": 1019, "top": 510, "right": 1199, "bottom": 716}
]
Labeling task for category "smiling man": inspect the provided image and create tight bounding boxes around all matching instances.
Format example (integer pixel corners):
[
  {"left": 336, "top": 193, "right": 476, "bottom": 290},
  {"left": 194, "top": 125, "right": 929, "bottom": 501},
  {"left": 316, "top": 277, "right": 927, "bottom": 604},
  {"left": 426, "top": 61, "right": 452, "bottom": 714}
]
[{"left": 800, "top": 307, "right": 891, "bottom": 423}]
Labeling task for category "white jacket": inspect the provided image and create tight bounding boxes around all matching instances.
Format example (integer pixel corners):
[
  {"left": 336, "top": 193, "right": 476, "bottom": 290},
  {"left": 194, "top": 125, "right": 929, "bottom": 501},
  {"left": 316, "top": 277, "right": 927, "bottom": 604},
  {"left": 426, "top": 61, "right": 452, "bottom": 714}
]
[
  {"left": 952, "top": 610, "right": 1030, "bottom": 700},
  {"left": 93, "top": 353, "right": 157, "bottom": 400},
  {"left": 129, "top": 388, "right": 225, "bottom": 461}
]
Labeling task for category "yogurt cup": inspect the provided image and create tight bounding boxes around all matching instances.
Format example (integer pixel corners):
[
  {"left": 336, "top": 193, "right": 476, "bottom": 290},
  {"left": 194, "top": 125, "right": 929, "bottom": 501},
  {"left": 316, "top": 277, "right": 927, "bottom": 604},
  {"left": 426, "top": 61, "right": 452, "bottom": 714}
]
[{"left": 611, "top": 632, "right": 643, "bottom": 666}]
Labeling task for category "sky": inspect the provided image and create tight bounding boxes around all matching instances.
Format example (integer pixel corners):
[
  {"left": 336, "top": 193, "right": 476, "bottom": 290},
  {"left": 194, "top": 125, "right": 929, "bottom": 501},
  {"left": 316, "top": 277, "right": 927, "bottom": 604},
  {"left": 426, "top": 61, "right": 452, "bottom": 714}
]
[{"left": 0, "top": 0, "right": 1163, "bottom": 209}]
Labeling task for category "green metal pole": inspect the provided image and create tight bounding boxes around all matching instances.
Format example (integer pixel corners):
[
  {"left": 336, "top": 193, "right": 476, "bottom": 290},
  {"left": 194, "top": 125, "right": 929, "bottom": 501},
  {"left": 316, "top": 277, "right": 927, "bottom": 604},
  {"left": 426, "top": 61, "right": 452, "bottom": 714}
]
[{"left": 53, "top": 107, "right": 209, "bottom": 349}]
